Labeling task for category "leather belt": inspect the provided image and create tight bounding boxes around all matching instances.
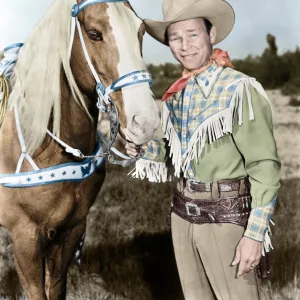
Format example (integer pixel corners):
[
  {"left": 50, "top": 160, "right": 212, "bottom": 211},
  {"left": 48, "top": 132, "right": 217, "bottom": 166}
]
[
  {"left": 183, "top": 177, "right": 250, "bottom": 194},
  {"left": 171, "top": 188, "right": 251, "bottom": 227}
]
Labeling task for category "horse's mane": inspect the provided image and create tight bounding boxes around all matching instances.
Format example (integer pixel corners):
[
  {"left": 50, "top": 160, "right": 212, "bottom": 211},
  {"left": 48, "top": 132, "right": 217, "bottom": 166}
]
[
  {"left": 8, "top": 0, "right": 87, "bottom": 155},
  {"left": 7, "top": 0, "right": 148, "bottom": 156}
]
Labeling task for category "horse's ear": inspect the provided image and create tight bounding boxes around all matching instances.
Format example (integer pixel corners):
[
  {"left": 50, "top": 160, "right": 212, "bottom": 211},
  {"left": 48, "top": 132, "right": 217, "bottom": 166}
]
[
  {"left": 76, "top": 0, "right": 84, "bottom": 4},
  {"left": 124, "top": 2, "right": 134, "bottom": 10},
  {"left": 124, "top": 2, "right": 139, "bottom": 17}
]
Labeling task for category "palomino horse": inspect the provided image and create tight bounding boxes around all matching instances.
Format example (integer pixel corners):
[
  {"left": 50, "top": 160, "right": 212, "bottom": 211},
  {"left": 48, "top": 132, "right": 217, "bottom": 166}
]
[{"left": 0, "top": 0, "right": 159, "bottom": 299}]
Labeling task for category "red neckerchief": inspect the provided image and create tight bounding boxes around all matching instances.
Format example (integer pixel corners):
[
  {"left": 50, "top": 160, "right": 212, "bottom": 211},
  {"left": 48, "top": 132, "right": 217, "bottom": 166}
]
[{"left": 162, "top": 49, "right": 234, "bottom": 101}]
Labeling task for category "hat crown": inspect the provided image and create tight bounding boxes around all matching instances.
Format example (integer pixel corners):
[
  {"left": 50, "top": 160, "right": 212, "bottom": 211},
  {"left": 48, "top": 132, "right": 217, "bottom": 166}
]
[{"left": 163, "top": 0, "right": 202, "bottom": 21}]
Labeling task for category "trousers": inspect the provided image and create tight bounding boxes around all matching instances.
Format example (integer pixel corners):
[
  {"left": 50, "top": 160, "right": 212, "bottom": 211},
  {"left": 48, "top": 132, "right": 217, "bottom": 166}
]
[
  {"left": 171, "top": 214, "right": 262, "bottom": 300},
  {"left": 171, "top": 178, "right": 262, "bottom": 300}
]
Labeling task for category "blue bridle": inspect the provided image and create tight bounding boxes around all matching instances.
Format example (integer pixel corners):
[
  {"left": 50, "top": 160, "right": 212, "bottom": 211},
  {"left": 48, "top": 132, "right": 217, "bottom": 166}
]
[
  {"left": 69, "top": 0, "right": 150, "bottom": 165},
  {"left": 72, "top": 0, "right": 128, "bottom": 17},
  {"left": 71, "top": 0, "right": 153, "bottom": 113}
]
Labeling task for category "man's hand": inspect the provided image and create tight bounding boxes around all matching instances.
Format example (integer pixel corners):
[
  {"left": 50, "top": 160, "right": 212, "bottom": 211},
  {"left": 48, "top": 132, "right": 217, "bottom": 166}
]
[
  {"left": 125, "top": 142, "right": 147, "bottom": 158},
  {"left": 231, "top": 236, "right": 262, "bottom": 277}
]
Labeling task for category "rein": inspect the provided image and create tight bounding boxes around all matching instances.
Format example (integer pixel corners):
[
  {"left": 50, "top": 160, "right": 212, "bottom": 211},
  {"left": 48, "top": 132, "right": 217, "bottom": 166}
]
[{"left": 70, "top": 0, "right": 152, "bottom": 167}]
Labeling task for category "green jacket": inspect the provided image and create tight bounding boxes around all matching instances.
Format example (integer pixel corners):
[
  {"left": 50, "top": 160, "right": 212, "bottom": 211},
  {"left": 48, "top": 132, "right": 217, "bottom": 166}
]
[{"left": 132, "top": 63, "right": 281, "bottom": 244}]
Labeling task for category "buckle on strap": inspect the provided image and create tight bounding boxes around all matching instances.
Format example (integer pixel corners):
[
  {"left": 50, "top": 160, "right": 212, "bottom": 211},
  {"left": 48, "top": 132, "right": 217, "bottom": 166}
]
[{"left": 185, "top": 202, "right": 201, "bottom": 217}]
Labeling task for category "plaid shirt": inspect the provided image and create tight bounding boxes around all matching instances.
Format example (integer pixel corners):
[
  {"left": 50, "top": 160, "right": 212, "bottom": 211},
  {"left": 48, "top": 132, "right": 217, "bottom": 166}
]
[{"left": 142, "top": 64, "right": 279, "bottom": 242}]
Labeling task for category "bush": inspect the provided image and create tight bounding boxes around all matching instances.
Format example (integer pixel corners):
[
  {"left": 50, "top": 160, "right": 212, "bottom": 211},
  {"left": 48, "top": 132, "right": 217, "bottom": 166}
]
[
  {"left": 148, "top": 34, "right": 300, "bottom": 98},
  {"left": 282, "top": 77, "right": 300, "bottom": 96},
  {"left": 289, "top": 96, "right": 300, "bottom": 107}
]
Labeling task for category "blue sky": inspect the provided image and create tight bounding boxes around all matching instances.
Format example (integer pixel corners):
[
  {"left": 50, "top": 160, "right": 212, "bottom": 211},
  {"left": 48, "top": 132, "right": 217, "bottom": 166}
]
[{"left": 0, "top": 0, "right": 299, "bottom": 64}]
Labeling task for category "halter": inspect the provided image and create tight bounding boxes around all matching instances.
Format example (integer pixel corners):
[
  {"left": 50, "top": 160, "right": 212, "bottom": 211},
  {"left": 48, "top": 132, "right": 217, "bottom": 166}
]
[
  {"left": 0, "top": 43, "right": 24, "bottom": 78},
  {"left": 70, "top": 0, "right": 153, "bottom": 166}
]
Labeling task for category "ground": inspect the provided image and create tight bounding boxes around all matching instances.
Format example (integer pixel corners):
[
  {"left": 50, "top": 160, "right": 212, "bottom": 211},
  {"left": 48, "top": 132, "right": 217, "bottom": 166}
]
[{"left": 0, "top": 90, "right": 299, "bottom": 299}]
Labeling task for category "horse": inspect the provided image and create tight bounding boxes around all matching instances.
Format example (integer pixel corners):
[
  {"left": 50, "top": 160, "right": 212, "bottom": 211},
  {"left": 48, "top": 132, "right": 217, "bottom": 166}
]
[{"left": 0, "top": 0, "right": 159, "bottom": 299}]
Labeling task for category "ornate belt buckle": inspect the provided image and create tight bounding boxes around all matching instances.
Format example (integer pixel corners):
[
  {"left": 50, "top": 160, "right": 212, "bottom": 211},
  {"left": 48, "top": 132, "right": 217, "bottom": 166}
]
[{"left": 185, "top": 202, "right": 201, "bottom": 217}]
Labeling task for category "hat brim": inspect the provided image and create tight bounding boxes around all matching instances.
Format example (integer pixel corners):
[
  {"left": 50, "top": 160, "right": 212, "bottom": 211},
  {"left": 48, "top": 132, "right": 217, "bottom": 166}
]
[{"left": 144, "top": 0, "right": 235, "bottom": 46}]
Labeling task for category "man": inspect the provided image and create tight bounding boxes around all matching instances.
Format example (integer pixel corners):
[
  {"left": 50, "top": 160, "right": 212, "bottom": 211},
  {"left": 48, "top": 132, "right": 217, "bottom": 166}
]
[{"left": 126, "top": 0, "right": 280, "bottom": 299}]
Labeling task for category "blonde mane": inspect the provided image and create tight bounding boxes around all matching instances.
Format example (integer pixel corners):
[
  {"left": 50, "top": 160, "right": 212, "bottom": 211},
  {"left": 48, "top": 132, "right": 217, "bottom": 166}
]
[{"left": 8, "top": 0, "right": 87, "bottom": 155}]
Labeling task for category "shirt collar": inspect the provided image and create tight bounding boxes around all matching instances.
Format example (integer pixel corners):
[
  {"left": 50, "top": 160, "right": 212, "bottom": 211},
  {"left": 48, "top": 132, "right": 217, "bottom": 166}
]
[
  {"left": 195, "top": 62, "right": 223, "bottom": 98},
  {"left": 171, "top": 62, "right": 224, "bottom": 101}
]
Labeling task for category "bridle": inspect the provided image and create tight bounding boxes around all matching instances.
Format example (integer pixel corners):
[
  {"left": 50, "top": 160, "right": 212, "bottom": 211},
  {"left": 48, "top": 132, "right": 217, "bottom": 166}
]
[{"left": 69, "top": 0, "right": 152, "bottom": 167}]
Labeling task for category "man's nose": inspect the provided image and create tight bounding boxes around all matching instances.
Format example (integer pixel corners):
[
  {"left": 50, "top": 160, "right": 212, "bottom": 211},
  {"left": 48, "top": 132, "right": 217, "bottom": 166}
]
[{"left": 181, "top": 38, "right": 189, "bottom": 51}]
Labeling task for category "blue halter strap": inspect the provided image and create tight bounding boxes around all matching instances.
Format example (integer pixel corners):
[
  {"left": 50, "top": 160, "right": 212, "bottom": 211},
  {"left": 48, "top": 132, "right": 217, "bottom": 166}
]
[
  {"left": 72, "top": 0, "right": 129, "bottom": 17},
  {"left": 70, "top": 0, "right": 149, "bottom": 164},
  {"left": 70, "top": 0, "right": 153, "bottom": 113}
]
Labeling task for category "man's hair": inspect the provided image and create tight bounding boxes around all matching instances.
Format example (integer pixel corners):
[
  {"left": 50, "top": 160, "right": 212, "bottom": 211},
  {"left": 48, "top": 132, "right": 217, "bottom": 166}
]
[
  {"left": 203, "top": 18, "right": 213, "bottom": 35},
  {"left": 164, "top": 18, "right": 213, "bottom": 45}
]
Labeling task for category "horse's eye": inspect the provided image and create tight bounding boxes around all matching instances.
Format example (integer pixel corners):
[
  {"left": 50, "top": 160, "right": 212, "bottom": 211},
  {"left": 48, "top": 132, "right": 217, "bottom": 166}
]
[{"left": 87, "top": 30, "right": 103, "bottom": 41}]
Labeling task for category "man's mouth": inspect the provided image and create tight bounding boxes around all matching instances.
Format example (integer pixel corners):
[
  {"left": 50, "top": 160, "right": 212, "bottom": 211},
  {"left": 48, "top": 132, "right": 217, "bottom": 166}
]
[{"left": 181, "top": 53, "right": 197, "bottom": 60}]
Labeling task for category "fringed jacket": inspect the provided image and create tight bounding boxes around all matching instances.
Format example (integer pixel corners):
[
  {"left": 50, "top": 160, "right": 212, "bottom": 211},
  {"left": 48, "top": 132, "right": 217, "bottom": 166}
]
[{"left": 131, "top": 62, "right": 281, "bottom": 246}]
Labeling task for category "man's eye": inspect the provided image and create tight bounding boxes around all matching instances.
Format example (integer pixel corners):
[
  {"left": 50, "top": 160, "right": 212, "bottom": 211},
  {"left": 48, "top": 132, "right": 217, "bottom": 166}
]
[
  {"left": 88, "top": 30, "right": 103, "bottom": 41},
  {"left": 191, "top": 34, "right": 198, "bottom": 38}
]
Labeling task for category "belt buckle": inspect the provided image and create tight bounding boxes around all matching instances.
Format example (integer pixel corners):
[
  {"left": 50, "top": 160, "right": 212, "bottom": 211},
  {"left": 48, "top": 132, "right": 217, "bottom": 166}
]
[{"left": 185, "top": 202, "right": 201, "bottom": 217}]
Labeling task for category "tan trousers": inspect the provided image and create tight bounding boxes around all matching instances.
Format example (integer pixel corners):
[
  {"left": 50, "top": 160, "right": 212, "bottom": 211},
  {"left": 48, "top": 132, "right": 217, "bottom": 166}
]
[{"left": 171, "top": 213, "right": 262, "bottom": 300}]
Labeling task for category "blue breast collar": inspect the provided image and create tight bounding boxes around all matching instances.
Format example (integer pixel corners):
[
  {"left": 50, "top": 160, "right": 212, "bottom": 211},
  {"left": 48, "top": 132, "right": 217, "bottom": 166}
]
[
  {"left": 0, "top": 142, "right": 104, "bottom": 188},
  {"left": 0, "top": 43, "right": 105, "bottom": 188}
]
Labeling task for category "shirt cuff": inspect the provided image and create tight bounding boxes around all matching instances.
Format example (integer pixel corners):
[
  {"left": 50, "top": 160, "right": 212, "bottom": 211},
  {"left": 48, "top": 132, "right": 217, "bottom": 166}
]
[
  {"left": 244, "top": 197, "right": 277, "bottom": 242},
  {"left": 142, "top": 139, "right": 160, "bottom": 160}
]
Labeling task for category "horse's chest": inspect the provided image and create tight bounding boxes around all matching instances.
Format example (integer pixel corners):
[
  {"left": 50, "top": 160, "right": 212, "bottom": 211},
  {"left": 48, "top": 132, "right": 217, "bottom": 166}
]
[
  {"left": 0, "top": 164, "right": 105, "bottom": 231},
  {"left": 49, "top": 169, "right": 106, "bottom": 228}
]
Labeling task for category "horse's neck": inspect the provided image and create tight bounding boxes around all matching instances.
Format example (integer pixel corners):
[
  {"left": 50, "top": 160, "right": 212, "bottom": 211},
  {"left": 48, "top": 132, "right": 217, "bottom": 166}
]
[{"left": 58, "top": 72, "right": 99, "bottom": 155}]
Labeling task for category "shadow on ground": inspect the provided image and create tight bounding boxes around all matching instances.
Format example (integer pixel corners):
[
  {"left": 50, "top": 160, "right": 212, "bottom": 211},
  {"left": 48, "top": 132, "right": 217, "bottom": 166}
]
[
  {"left": 81, "top": 232, "right": 184, "bottom": 300},
  {"left": 1, "top": 178, "right": 299, "bottom": 299}
]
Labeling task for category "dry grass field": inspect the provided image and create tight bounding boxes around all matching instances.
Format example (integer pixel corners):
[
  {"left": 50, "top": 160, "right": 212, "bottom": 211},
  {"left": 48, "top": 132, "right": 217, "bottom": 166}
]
[{"left": 0, "top": 90, "right": 299, "bottom": 299}]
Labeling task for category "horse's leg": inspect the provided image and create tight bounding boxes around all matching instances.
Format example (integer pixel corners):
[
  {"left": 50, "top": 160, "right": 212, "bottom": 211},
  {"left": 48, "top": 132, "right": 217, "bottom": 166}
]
[
  {"left": 11, "top": 222, "right": 47, "bottom": 300},
  {"left": 45, "top": 221, "right": 86, "bottom": 300}
]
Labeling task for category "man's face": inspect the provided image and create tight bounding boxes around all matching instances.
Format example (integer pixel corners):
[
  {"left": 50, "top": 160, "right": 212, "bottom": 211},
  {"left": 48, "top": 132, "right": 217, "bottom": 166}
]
[{"left": 167, "top": 18, "right": 216, "bottom": 71}]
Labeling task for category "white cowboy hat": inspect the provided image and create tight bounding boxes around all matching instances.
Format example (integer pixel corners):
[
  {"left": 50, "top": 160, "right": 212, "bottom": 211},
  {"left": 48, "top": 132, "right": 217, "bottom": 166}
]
[{"left": 144, "top": 0, "right": 235, "bottom": 46}]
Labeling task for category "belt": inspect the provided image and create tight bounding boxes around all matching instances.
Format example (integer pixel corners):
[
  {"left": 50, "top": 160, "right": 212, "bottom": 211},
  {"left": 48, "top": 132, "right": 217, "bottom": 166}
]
[
  {"left": 183, "top": 177, "right": 250, "bottom": 194},
  {"left": 171, "top": 188, "right": 251, "bottom": 227}
]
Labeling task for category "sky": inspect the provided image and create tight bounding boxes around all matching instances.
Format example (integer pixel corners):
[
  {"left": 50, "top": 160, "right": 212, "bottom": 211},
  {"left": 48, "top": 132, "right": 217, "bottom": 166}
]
[{"left": 0, "top": 0, "right": 299, "bottom": 64}]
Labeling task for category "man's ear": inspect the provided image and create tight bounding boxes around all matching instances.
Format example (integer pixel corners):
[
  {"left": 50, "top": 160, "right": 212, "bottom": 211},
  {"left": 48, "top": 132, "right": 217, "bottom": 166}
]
[{"left": 210, "top": 26, "right": 217, "bottom": 44}]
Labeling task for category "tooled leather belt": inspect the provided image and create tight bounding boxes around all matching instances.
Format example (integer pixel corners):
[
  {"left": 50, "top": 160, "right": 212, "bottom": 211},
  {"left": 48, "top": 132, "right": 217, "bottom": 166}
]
[
  {"left": 183, "top": 177, "right": 250, "bottom": 193},
  {"left": 171, "top": 188, "right": 251, "bottom": 227}
]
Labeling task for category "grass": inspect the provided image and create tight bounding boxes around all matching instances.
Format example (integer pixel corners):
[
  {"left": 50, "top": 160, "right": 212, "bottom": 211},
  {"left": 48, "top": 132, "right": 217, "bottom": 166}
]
[
  {"left": 1, "top": 165, "right": 299, "bottom": 299},
  {"left": 0, "top": 89, "right": 300, "bottom": 299}
]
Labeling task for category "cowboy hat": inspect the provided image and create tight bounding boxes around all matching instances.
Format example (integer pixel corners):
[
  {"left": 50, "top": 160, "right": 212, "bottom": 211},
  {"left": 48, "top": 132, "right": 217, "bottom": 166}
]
[{"left": 144, "top": 0, "right": 235, "bottom": 46}]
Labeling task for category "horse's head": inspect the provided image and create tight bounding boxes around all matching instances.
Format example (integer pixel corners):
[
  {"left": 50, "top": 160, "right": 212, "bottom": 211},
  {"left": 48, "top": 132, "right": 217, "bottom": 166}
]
[{"left": 70, "top": 0, "right": 160, "bottom": 145}]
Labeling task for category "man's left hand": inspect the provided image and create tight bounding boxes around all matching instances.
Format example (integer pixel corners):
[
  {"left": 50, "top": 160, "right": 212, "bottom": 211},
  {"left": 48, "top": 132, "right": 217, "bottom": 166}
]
[{"left": 231, "top": 236, "right": 262, "bottom": 277}]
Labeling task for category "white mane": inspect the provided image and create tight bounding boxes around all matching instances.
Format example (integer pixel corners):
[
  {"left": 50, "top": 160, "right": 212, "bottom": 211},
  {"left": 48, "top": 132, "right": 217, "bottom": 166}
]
[{"left": 8, "top": 0, "right": 87, "bottom": 155}]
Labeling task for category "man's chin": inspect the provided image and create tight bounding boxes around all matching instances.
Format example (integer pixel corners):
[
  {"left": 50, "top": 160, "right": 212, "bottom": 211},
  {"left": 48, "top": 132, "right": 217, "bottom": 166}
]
[{"left": 181, "top": 61, "right": 201, "bottom": 71}]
